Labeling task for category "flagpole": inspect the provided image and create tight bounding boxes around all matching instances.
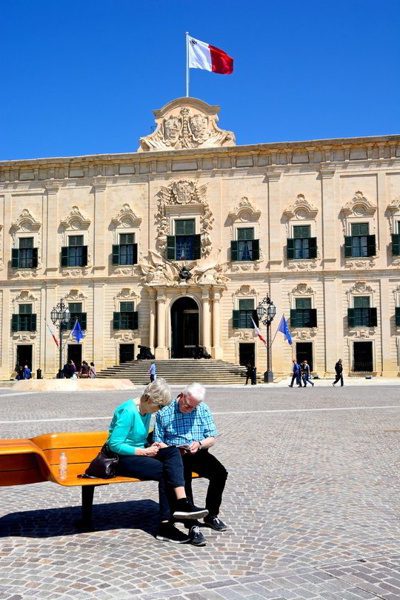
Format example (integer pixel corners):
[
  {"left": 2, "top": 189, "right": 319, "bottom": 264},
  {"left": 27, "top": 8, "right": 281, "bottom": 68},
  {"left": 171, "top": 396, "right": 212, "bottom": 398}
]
[{"left": 185, "top": 31, "right": 189, "bottom": 97}]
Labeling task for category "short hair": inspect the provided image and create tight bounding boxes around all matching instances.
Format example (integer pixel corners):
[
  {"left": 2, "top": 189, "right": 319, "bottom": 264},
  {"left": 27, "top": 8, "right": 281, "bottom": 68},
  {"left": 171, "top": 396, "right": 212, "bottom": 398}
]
[
  {"left": 184, "top": 382, "right": 206, "bottom": 403},
  {"left": 142, "top": 377, "right": 171, "bottom": 407}
]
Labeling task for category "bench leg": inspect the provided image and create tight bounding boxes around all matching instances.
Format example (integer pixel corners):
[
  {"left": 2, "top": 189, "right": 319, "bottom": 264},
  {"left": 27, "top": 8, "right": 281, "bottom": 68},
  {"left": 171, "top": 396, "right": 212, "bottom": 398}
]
[{"left": 81, "top": 485, "right": 95, "bottom": 526}]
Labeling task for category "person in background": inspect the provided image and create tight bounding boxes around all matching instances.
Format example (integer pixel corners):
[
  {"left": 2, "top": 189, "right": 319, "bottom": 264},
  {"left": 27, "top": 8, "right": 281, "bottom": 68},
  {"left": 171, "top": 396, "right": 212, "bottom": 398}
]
[
  {"left": 22, "top": 364, "right": 31, "bottom": 379},
  {"left": 154, "top": 382, "right": 228, "bottom": 547},
  {"left": 289, "top": 359, "right": 302, "bottom": 387},
  {"left": 332, "top": 358, "right": 344, "bottom": 386},
  {"left": 149, "top": 362, "right": 157, "bottom": 382},
  {"left": 107, "top": 378, "right": 208, "bottom": 545},
  {"left": 301, "top": 360, "right": 314, "bottom": 387},
  {"left": 89, "top": 362, "right": 96, "bottom": 378},
  {"left": 79, "top": 360, "right": 90, "bottom": 378},
  {"left": 244, "top": 363, "right": 253, "bottom": 385},
  {"left": 63, "top": 359, "right": 76, "bottom": 379}
]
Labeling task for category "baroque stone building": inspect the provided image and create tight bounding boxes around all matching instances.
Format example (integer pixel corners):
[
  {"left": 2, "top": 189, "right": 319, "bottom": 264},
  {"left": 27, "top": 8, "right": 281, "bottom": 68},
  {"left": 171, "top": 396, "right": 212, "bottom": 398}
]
[{"left": 1, "top": 97, "right": 400, "bottom": 379}]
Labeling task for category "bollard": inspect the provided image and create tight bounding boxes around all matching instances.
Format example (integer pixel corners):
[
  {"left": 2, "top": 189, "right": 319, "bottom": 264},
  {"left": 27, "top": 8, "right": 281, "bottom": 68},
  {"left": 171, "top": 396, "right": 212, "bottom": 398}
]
[{"left": 36, "top": 368, "right": 42, "bottom": 379}]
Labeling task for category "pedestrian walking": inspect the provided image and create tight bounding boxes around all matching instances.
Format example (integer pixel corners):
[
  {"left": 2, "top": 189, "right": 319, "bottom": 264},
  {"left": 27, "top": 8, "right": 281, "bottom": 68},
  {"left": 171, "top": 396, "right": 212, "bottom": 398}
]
[
  {"left": 289, "top": 359, "right": 302, "bottom": 387},
  {"left": 22, "top": 364, "right": 32, "bottom": 379},
  {"left": 149, "top": 362, "right": 157, "bottom": 382},
  {"left": 332, "top": 358, "right": 344, "bottom": 386},
  {"left": 301, "top": 360, "right": 314, "bottom": 387},
  {"left": 244, "top": 363, "right": 253, "bottom": 385},
  {"left": 89, "top": 362, "right": 96, "bottom": 378}
]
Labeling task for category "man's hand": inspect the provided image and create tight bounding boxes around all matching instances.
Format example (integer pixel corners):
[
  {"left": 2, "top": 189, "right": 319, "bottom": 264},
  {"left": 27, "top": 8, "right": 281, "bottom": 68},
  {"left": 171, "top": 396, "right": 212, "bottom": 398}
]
[{"left": 189, "top": 441, "right": 202, "bottom": 454}]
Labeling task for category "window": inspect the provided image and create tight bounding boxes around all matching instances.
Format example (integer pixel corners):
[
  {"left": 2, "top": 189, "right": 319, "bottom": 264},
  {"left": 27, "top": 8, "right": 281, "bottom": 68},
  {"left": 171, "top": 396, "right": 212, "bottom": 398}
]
[
  {"left": 287, "top": 225, "right": 317, "bottom": 260},
  {"left": 66, "top": 302, "right": 87, "bottom": 330},
  {"left": 113, "top": 301, "right": 138, "bottom": 330},
  {"left": 112, "top": 232, "right": 137, "bottom": 265},
  {"left": 231, "top": 228, "right": 259, "bottom": 262},
  {"left": 345, "top": 223, "right": 375, "bottom": 258},
  {"left": 232, "top": 299, "right": 255, "bottom": 329},
  {"left": 61, "top": 235, "right": 87, "bottom": 267},
  {"left": 167, "top": 219, "right": 201, "bottom": 260},
  {"left": 290, "top": 298, "right": 317, "bottom": 328},
  {"left": 348, "top": 296, "right": 377, "bottom": 327},
  {"left": 11, "top": 237, "right": 38, "bottom": 269},
  {"left": 12, "top": 304, "right": 36, "bottom": 332},
  {"left": 392, "top": 222, "right": 400, "bottom": 256}
]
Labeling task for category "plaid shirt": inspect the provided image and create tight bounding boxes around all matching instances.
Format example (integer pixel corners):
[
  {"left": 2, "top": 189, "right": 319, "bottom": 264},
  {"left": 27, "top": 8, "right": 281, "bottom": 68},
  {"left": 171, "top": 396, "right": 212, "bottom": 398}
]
[{"left": 154, "top": 398, "right": 218, "bottom": 446}]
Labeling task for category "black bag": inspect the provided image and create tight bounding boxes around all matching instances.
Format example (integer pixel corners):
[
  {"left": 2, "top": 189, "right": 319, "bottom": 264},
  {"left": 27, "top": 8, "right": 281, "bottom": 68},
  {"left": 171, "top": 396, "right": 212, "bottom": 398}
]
[{"left": 83, "top": 444, "right": 119, "bottom": 479}]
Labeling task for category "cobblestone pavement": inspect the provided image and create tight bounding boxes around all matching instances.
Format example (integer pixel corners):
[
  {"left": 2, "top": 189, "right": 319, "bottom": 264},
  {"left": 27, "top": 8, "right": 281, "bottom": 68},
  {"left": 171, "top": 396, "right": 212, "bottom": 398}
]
[{"left": 1, "top": 385, "right": 400, "bottom": 599}]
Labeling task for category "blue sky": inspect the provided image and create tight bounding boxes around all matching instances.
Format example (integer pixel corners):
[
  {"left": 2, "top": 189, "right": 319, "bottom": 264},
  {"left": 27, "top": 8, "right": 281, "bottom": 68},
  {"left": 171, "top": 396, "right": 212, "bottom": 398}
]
[{"left": 1, "top": 0, "right": 399, "bottom": 160}]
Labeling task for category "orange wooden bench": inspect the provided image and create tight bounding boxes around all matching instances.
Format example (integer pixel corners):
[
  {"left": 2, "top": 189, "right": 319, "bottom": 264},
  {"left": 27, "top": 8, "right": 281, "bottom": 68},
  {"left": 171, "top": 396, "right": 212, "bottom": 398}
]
[{"left": 0, "top": 431, "right": 198, "bottom": 527}]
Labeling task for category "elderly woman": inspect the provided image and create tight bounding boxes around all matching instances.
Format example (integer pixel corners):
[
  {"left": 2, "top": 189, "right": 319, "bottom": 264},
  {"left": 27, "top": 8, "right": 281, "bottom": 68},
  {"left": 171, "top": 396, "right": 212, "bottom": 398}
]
[{"left": 107, "top": 378, "right": 208, "bottom": 544}]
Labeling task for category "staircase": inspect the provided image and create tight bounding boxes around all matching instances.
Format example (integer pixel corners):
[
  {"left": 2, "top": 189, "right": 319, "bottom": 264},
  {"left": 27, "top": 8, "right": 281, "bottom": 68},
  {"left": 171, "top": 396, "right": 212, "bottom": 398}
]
[{"left": 97, "top": 359, "right": 246, "bottom": 385}]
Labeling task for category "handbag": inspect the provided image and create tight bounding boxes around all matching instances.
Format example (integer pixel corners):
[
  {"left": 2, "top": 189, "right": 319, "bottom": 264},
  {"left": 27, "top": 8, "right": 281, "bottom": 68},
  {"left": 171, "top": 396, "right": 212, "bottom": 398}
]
[{"left": 82, "top": 444, "right": 119, "bottom": 479}]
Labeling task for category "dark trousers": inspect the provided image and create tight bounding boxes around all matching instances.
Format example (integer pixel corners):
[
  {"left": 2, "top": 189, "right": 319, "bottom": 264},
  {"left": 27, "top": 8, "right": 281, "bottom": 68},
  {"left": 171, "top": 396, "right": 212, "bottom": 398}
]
[
  {"left": 150, "top": 374, "right": 155, "bottom": 382},
  {"left": 290, "top": 373, "right": 302, "bottom": 387},
  {"left": 117, "top": 446, "right": 184, "bottom": 522},
  {"left": 181, "top": 450, "right": 228, "bottom": 517},
  {"left": 333, "top": 373, "right": 344, "bottom": 386}
]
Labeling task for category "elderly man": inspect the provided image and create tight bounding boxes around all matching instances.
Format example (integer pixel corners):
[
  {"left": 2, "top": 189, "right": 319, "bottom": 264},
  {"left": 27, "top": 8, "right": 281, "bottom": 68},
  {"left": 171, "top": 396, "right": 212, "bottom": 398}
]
[{"left": 154, "top": 382, "right": 228, "bottom": 543}]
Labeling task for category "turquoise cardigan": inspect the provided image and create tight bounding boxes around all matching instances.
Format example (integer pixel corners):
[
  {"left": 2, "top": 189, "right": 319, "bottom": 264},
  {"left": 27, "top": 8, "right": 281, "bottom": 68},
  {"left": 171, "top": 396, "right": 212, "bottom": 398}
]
[{"left": 107, "top": 398, "right": 151, "bottom": 456}]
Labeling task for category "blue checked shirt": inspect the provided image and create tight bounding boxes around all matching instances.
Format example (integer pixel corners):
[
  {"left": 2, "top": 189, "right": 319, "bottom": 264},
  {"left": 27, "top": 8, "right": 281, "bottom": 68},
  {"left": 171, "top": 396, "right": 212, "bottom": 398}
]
[{"left": 154, "top": 399, "right": 218, "bottom": 446}]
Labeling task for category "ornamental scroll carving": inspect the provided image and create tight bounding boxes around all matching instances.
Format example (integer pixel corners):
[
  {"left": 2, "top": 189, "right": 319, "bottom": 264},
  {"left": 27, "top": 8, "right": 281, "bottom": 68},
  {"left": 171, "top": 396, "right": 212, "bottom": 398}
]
[
  {"left": 283, "top": 194, "right": 318, "bottom": 223},
  {"left": 110, "top": 204, "right": 142, "bottom": 229},
  {"left": 155, "top": 180, "right": 214, "bottom": 258},
  {"left": 227, "top": 197, "right": 261, "bottom": 225},
  {"left": 10, "top": 209, "right": 41, "bottom": 237},
  {"left": 60, "top": 206, "right": 91, "bottom": 231},
  {"left": 139, "top": 98, "right": 236, "bottom": 151}
]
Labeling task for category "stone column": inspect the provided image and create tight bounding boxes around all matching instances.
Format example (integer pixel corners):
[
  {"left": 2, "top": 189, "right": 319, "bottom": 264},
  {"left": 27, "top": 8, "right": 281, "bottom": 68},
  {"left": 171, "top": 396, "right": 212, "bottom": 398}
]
[
  {"left": 148, "top": 288, "right": 156, "bottom": 353},
  {"left": 266, "top": 170, "right": 282, "bottom": 271},
  {"left": 322, "top": 276, "right": 340, "bottom": 376},
  {"left": 155, "top": 291, "right": 168, "bottom": 359},
  {"left": 93, "top": 282, "right": 105, "bottom": 369},
  {"left": 44, "top": 181, "right": 62, "bottom": 274},
  {"left": 202, "top": 289, "right": 211, "bottom": 352},
  {"left": 92, "top": 177, "right": 107, "bottom": 271},
  {"left": 319, "top": 166, "right": 337, "bottom": 269},
  {"left": 212, "top": 289, "right": 223, "bottom": 359}
]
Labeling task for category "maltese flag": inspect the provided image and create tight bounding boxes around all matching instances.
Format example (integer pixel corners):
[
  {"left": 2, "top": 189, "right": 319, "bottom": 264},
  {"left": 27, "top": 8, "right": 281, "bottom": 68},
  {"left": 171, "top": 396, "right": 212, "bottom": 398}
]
[
  {"left": 251, "top": 317, "right": 267, "bottom": 346},
  {"left": 188, "top": 35, "right": 233, "bottom": 74}
]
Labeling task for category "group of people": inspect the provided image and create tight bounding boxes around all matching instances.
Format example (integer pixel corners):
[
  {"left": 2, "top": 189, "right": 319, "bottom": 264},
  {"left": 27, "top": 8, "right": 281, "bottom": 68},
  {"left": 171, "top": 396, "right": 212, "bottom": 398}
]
[
  {"left": 289, "top": 359, "right": 314, "bottom": 387},
  {"left": 63, "top": 359, "right": 96, "bottom": 379},
  {"left": 15, "top": 364, "right": 32, "bottom": 380},
  {"left": 106, "top": 380, "right": 227, "bottom": 547}
]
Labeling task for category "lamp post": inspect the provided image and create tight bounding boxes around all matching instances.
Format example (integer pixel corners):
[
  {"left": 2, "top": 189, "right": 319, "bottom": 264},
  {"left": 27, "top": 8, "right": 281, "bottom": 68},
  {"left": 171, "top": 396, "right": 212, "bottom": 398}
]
[
  {"left": 50, "top": 299, "right": 70, "bottom": 378},
  {"left": 256, "top": 295, "right": 277, "bottom": 383}
]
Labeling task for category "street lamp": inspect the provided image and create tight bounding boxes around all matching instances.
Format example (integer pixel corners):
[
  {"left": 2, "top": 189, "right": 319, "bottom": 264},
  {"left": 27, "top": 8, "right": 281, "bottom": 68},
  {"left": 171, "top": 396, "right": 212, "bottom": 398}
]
[
  {"left": 256, "top": 295, "right": 277, "bottom": 383},
  {"left": 50, "top": 299, "right": 70, "bottom": 378}
]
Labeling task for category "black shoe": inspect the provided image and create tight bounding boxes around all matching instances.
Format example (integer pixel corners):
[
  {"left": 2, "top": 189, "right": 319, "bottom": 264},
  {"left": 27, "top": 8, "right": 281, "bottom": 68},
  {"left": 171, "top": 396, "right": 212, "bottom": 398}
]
[
  {"left": 189, "top": 525, "right": 206, "bottom": 546},
  {"left": 173, "top": 499, "right": 208, "bottom": 520},
  {"left": 203, "top": 515, "right": 227, "bottom": 531},
  {"left": 155, "top": 523, "right": 190, "bottom": 544}
]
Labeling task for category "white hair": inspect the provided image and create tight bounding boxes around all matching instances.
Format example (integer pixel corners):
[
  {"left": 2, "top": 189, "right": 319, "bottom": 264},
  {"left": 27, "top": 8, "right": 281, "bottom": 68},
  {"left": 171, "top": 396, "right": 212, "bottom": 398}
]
[
  {"left": 142, "top": 378, "right": 171, "bottom": 407},
  {"left": 184, "top": 382, "right": 206, "bottom": 403}
]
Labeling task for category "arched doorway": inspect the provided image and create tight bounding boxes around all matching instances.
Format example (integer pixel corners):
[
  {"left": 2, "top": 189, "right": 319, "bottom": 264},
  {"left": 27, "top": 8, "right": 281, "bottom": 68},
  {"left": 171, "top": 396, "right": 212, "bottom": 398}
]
[{"left": 171, "top": 297, "right": 199, "bottom": 358}]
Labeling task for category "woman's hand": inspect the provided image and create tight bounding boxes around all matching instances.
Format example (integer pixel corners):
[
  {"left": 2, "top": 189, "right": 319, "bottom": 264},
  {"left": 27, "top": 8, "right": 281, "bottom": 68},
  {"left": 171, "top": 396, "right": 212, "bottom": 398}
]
[
  {"left": 152, "top": 442, "right": 168, "bottom": 449},
  {"left": 136, "top": 446, "right": 159, "bottom": 457}
]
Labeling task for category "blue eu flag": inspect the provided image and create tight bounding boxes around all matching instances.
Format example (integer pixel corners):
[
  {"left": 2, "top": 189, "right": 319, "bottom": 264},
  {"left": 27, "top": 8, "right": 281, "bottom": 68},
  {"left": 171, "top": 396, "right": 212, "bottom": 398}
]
[
  {"left": 71, "top": 319, "right": 84, "bottom": 343},
  {"left": 277, "top": 315, "right": 292, "bottom": 345}
]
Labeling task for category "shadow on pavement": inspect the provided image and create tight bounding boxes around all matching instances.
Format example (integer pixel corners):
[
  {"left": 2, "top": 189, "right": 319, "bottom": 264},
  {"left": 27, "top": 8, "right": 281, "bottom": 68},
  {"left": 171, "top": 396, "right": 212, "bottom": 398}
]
[{"left": 0, "top": 499, "right": 159, "bottom": 538}]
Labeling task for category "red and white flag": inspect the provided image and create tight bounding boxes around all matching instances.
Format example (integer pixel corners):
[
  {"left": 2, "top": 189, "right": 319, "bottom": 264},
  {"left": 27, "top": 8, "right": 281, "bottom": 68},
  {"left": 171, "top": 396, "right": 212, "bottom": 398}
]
[
  {"left": 251, "top": 317, "right": 267, "bottom": 346},
  {"left": 45, "top": 320, "right": 59, "bottom": 348},
  {"left": 188, "top": 35, "right": 233, "bottom": 75}
]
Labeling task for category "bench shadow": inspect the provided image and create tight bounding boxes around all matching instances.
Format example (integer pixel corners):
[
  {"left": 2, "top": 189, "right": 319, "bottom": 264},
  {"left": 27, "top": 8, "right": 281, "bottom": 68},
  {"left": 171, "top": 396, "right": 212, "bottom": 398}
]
[{"left": 0, "top": 499, "right": 159, "bottom": 538}]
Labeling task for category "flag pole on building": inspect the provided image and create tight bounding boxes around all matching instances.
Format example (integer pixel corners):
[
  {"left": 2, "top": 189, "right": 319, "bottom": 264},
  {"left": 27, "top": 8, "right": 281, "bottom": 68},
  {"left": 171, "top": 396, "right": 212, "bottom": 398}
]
[{"left": 185, "top": 32, "right": 190, "bottom": 97}]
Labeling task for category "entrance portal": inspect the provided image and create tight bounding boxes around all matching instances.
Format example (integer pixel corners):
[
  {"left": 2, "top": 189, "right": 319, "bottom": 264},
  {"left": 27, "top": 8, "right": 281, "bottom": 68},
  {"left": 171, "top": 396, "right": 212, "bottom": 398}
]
[
  {"left": 353, "top": 341, "right": 373, "bottom": 372},
  {"left": 171, "top": 297, "right": 199, "bottom": 358},
  {"left": 16, "top": 345, "right": 32, "bottom": 371},
  {"left": 296, "top": 342, "right": 313, "bottom": 371}
]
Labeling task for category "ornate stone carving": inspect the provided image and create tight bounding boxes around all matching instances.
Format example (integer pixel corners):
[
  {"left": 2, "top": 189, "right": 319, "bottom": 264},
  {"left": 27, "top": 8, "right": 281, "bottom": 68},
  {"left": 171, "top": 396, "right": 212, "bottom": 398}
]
[
  {"left": 346, "top": 281, "right": 374, "bottom": 299},
  {"left": 139, "top": 97, "right": 236, "bottom": 151},
  {"left": 10, "top": 209, "right": 41, "bottom": 237},
  {"left": 233, "top": 285, "right": 257, "bottom": 297},
  {"left": 156, "top": 180, "right": 213, "bottom": 258},
  {"left": 61, "top": 267, "right": 90, "bottom": 277},
  {"left": 112, "top": 265, "right": 140, "bottom": 276},
  {"left": 12, "top": 332, "right": 36, "bottom": 342},
  {"left": 291, "top": 328, "right": 317, "bottom": 340},
  {"left": 116, "top": 288, "right": 139, "bottom": 301},
  {"left": 111, "top": 204, "right": 142, "bottom": 229},
  {"left": 283, "top": 194, "right": 318, "bottom": 221},
  {"left": 227, "top": 197, "right": 261, "bottom": 224},
  {"left": 113, "top": 331, "right": 136, "bottom": 341},
  {"left": 386, "top": 196, "right": 400, "bottom": 233},
  {"left": 347, "top": 328, "right": 374, "bottom": 338},
  {"left": 341, "top": 191, "right": 376, "bottom": 219},
  {"left": 230, "top": 262, "right": 261, "bottom": 272},
  {"left": 233, "top": 330, "right": 254, "bottom": 340},
  {"left": 13, "top": 290, "right": 37, "bottom": 304},
  {"left": 10, "top": 270, "right": 38, "bottom": 279},
  {"left": 291, "top": 283, "right": 314, "bottom": 296},
  {"left": 287, "top": 260, "right": 318, "bottom": 271},
  {"left": 345, "top": 257, "right": 376, "bottom": 269},
  {"left": 60, "top": 206, "right": 91, "bottom": 230},
  {"left": 64, "top": 289, "right": 88, "bottom": 302}
]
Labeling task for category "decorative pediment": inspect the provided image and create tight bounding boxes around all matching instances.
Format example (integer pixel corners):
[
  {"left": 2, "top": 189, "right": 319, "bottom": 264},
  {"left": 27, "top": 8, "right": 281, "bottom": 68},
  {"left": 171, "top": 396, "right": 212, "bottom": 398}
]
[
  {"left": 227, "top": 197, "right": 261, "bottom": 224},
  {"left": 64, "top": 289, "right": 88, "bottom": 302},
  {"left": 386, "top": 196, "right": 400, "bottom": 233},
  {"left": 233, "top": 285, "right": 257, "bottom": 297},
  {"left": 13, "top": 290, "right": 37, "bottom": 304},
  {"left": 341, "top": 191, "right": 376, "bottom": 218},
  {"left": 60, "top": 206, "right": 91, "bottom": 230},
  {"left": 116, "top": 288, "right": 139, "bottom": 302},
  {"left": 156, "top": 180, "right": 213, "bottom": 258},
  {"left": 10, "top": 209, "right": 41, "bottom": 235},
  {"left": 111, "top": 204, "right": 142, "bottom": 229},
  {"left": 139, "top": 97, "right": 236, "bottom": 152},
  {"left": 291, "top": 283, "right": 314, "bottom": 296},
  {"left": 347, "top": 281, "right": 374, "bottom": 298},
  {"left": 283, "top": 194, "right": 318, "bottom": 220}
]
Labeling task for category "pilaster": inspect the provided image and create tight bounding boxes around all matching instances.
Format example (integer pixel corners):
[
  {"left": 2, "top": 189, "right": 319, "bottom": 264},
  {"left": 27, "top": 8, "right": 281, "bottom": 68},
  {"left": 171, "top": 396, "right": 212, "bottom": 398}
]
[
  {"left": 211, "top": 289, "right": 223, "bottom": 359},
  {"left": 155, "top": 291, "right": 168, "bottom": 359},
  {"left": 266, "top": 170, "right": 282, "bottom": 269},
  {"left": 202, "top": 289, "right": 211, "bottom": 352},
  {"left": 319, "top": 166, "right": 337, "bottom": 267},
  {"left": 44, "top": 181, "right": 62, "bottom": 274},
  {"left": 93, "top": 282, "right": 105, "bottom": 369},
  {"left": 92, "top": 177, "right": 107, "bottom": 271}
]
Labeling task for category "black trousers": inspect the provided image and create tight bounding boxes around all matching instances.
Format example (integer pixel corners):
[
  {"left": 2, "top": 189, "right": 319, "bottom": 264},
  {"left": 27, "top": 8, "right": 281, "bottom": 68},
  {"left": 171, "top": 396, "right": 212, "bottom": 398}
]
[
  {"left": 333, "top": 373, "right": 344, "bottom": 386},
  {"left": 117, "top": 446, "right": 184, "bottom": 522},
  {"left": 181, "top": 450, "right": 228, "bottom": 517}
]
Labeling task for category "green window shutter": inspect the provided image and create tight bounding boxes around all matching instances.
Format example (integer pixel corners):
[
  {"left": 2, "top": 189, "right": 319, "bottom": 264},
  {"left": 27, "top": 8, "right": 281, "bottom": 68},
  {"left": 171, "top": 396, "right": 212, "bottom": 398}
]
[
  {"left": 80, "top": 313, "right": 87, "bottom": 330},
  {"left": 167, "top": 236, "right": 176, "bottom": 260},
  {"left": 287, "top": 238, "right": 294, "bottom": 260},
  {"left": 11, "top": 315, "right": 19, "bottom": 332},
  {"left": 32, "top": 248, "right": 38, "bottom": 268},
  {"left": 396, "top": 307, "right": 400, "bottom": 327},
  {"left": 112, "top": 245, "right": 120, "bottom": 265},
  {"left": 232, "top": 310, "right": 240, "bottom": 328},
  {"left": 309, "top": 237, "right": 317, "bottom": 259},
  {"left": 132, "top": 243, "right": 138, "bottom": 265},
  {"left": 251, "top": 239, "right": 259, "bottom": 261},
  {"left": 193, "top": 234, "right": 201, "bottom": 260},
  {"left": 11, "top": 249, "right": 19, "bottom": 268},
  {"left": 344, "top": 236, "right": 353, "bottom": 258},
  {"left": 369, "top": 308, "right": 377, "bottom": 327},
  {"left": 81, "top": 246, "right": 88, "bottom": 266},
  {"left": 30, "top": 314, "right": 37, "bottom": 332},
  {"left": 113, "top": 312, "right": 121, "bottom": 330},
  {"left": 61, "top": 247, "right": 69, "bottom": 267},
  {"left": 348, "top": 308, "right": 355, "bottom": 328},
  {"left": 133, "top": 311, "right": 139, "bottom": 330},
  {"left": 367, "top": 235, "right": 376, "bottom": 257},
  {"left": 231, "top": 241, "right": 238, "bottom": 262},
  {"left": 392, "top": 234, "right": 400, "bottom": 256},
  {"left": 251, "top": 310, "right": 259, "bottom": 327},
  {"left": 290, "top": 309, "right": 299, "bottom": 328},
  {"left": 309, "top": 309, "right": 317, "bottom": 327}
]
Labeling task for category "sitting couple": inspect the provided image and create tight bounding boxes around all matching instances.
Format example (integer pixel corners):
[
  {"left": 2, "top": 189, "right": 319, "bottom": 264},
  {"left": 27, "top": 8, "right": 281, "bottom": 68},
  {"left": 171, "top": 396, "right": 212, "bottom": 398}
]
[{"left": 107, "top": 379, "right": 228, "bottom": 546}]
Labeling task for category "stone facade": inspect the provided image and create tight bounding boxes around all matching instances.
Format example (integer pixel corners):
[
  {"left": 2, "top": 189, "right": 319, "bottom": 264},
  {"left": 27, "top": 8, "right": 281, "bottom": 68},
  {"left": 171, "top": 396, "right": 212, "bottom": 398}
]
[{"left": 0, "top": 97, "right": 400, "bottom": 378}]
